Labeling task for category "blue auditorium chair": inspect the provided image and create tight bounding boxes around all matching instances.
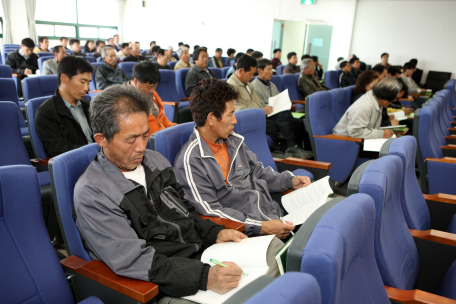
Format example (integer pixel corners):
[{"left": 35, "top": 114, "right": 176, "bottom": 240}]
[
  {"left": 444, "top": 79, "right": 456, "bottom": 115},
  {"left": 0, "top": 79, "right": 28, "bottom": 136},
  {"left": 208, "top": 67, "right": 222, "bottom": 79},
  {"left": 331, "top": 88, "right": 351, "bottom": 122},
  {"left": 38, "top": 52, "right": 53, "bottom": 57},
  {"left": 0, "top": 165, "right": 103, "bottom": 304},
  {"left": 156, "top": 70, "right": 180, "bottom": 102},
  {"left": 96, "top": 57, "right": 103, "bottom": 62},
  {"left": 118, "top": 62, "right": 137, "bottom": 78},
  {"left": 287, "top": 194, "right": 390, "bottom": 304},
  {"left": 221, "top": 66, "right": 230, "bottom": 79},
  {"left": 85, "top": 56, "right": 95, "bottom": 63},
  {"left": 38, "top": 56, "right": 53, "bottom": 74},
  {"left": 348, "top": 155, "right": 456, "bottom": 302},
  {"left": 270, "top": 75, "right": 283, "bottom": 92},
  {"left": 276, "top": 64, "right": 284, "bottom": 75},
  {"left": 280, "top": 74, "right": 304, "bottom": 110},
  {"left": 325, "top": 70, "right": 339, "bottom": 89},
  {"left": 22, "top": 75, "right": 58, "bottom": 102},
  {"left": 90, "top": 62, "right": 103, "bottom": 91},
  {"left": 176, "top": 68, "right": 190, "bottom": 99},
  {"left": 0, "top": 64, "right": 13, "bottom": 78},
  {"left": 167, "top": 61, "right": 177, "bottom": 69}
]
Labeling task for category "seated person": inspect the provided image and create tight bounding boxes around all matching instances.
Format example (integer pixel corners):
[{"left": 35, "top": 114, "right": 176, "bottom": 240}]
[
  {"left": 154, "top": 49, "right": 171, "bottom": 70},
  {"left": 96, "top": 46, "right": 131, "bottom": 90},
  {"left": 251, "top": 58, "right": 281, "bottom": 106},
  {"left": 283, "top": 52, "right": 300, "bottom": 74},
  {"left": 35, "top": 56, "right": 94, "bottom": 157},
  {"left": 33, "top": 36, "right": 50, "bottom": 53},
  {"left": 42, "top": 45, "right": 66, "bottom": 75},
  {"left": 388, "top": 77, "right": 414, "bottom": 114},
  {"left": 145, "top": 41, "right": 156, "bottom": 56},
  {"left": 372, "top": 65, "right": 388, "bottom": 81},
  {"left": 298, "top": 58, "right": 330, "bottom": 99},
  {"left": 60, "top": 36, "right": 69, "bottom": 50},
  {"left": 167, "top": 46, "right": 177, "bottom": 62},
  {"left": 246, "top": 48, "right": 254, "bottom": 56},
  {"left": 402, "top": 62, "right": 427, "bottom": 94},
  {"left": 350, "top": 57, "right": 361, "bottom": 79},
  {"left": 312, "top": 56, "right": 323, "bottom": 80},
  {"left": 69, "top": 38, "right": 86, "bottom": 56},
  {"left": 74, "top": 84, "right": 282, "bottom": 300},
  {"left": 185, "top": 47, "right": 216, "bottom": 96},
  {"left": 5, "top": 38, "right": 39, "bottom": 80},
  {"left": 387, "top": 66, "right": 402, "bottom": 79},
  {"left": 123, "top": 43, "right": 148, "bottom": 62},
  {"left": 225, "top": 52, "right": 245, "bottom": 79},
  {"left": 271, "top": 48, "right": 282, "bottom": 70},
  {"left": 228, "top": 55, "right": 311, "bottom": 159},
  {"left": 380, "top": 78, "right": 413, "bottom": 135},
  {"left": 83, "top": 40, "right": 95, "bottom": 53},
  {"left": 410, "top": 59, "right": 423, "bottom": 86},
  {"left": 225, "top": 48, "right": 236, "bottom": 67},
  {"left": 251, "top": 51, "right": 263, "bottom": 60},
  {"left": 149, "top": 46, "right": 161, "bottom": 62},
  {"left": 92, "top": 40, "right": 105, "bottom": 59},
  {"left": 116, "top": 43, "right": 131, "bottom": 59},
  {"left": 174, "top": 46, "right": 194, "bottom": 71},
  {"left": 351, "top": 70, "right": 379, "bottom": 104},
  {"left": 125, "top": 61, "right": 177, "bottom": 136},
  {"left": 175, "top": 78, "right": 310, "bottom": 238},
  {"left": 375, "top": 53, "right": 391, "bottom": 68},
  {"left": 339, "top": 61, "right": 356, "bottom": 88},
  {"left": 333, "top": 77, "right": 400, "bottom": 139},
  {"left": 210, "top": 48, "right": 224, "bottom": 68}
]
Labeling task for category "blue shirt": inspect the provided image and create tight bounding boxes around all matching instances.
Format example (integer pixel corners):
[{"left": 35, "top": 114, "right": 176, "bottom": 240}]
[{"left": 62, "top": 97, "right": 93, "bottom": 144}]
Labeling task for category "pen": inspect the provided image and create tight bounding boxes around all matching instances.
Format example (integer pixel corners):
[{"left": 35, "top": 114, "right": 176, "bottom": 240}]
[
  {"left": 280, "top": 217, "right": 295, "bottom": 235},
  {"left": 210, "top": 259, "right": 248, "bottom": 276}
]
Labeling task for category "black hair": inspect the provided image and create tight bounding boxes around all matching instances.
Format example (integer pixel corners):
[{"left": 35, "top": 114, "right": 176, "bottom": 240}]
[
  {"left": 113, "top": 34, "right": 119, "bottom": 38},
  {"left": 69, "top": 38, "right": 80, "bottom": 46},
  {"left": 57, "top": 55, "right": 94, "bottom": 86},
  {"left": 151, "top": 45, "right": 160, "bottom": 55},
  {"left": 38, "top": 37, "right": 48, "bottom": 43},
  {"left": 381, "top": 53, "right": 389, "bottom": 58},
  {"left": 184, "top": 44, "right": 190, "bottom": 49},
  {"left": 251, "top": 51, "right": 263, "bottom": 59},
  {"left": 403, "top": 62, "right": 414, "bottom": 71},
  {"left": 60, "top": 37, "right": 68, "bottom": 41},
  {"left": 273, "top": 48, "right": 281, "bottom": 54},
  {"left": 396, "top": 77, "right": 409, "bottom": 97},
  {"left": 339, "top": 61, "right": 349, "bottom": 69},
  {"left": 372, "top": 65, "right": 386, "bottom": 74},
  {"left": 132, "top": 61, "right": 161, "bottom": 85},
  {"left": 53, "top": 45, "right": 63, "bottom": 54},
  {"left": 194, "top": 45, "right": 200, "bottom": 50},
  {"left": 236, "top": 54, "right": 257, "bottom": 72},
  {"left": 121, "top": 43, "right": 129, "bottom": 49},
  {"left": 192, "top": 47, "right": 207, "bottom": 61},
  {"left": 246, "top": 49, "right": 254, "bottom": 54},
  {"left": 178, "top": 42, "right": 184, "bottom": 46},
  {"left": 215, "top": 48, "right": 222, "bottom": 53},
  {"left": 95, "top": 40, "right": 105, "bottom": 47},
  {"left": 287, "top": 52, "right": 297, "bottom": 60},
  {"left": 301, "top": 54, "right": 311, "bottom": 61},
  {"left": 21, "top": 38, "right": 35, "bottom": 49},
  {"left": 227, "top": 48, "right": 236, "bottom": 56},
  {"left": 349, "top": 57, "right": 359, "bottom": 65},
  {"left": 410, "top": 58, "right": 418, "bottom": 65},
  {"left": 84, "top": 40, "right": 95, "bottom": 53},
  {"left": 135, "top": 41, "right": 140, "bottom": 44},
  {"left": 337, "top": 57, "right": 344, "bottom": 61},
  {"left": 150, "top": 41, "right": 156, "bottom": 46},
  {"left": 311, "top": 55, "right": 318, "bottom": 62},
  {"left": 257, "top": 58, "right": 272, "bottom": 70},
  {"left": 372, "top": 77, "right": 401, "bottom": 102},
  {"left": 387, "top": 66, "right": 401, "bottom": 76},
  {"left": 157, "top": 49, "right": 166, "bottom": 57}
]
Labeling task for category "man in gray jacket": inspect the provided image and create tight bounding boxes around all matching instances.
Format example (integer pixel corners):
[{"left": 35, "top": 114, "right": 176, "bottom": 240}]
[
  {"left": 174, "top": 78, "right": 312, "bottom": 239},
  {"left": 42, "top": 45, "right": 66, "bottom": 75},
  {"left": 95, "top": 46, "right": 131, "bottom": 90},
  {"left": 333, "top": 77, "right": 399, "bottom": 139}
]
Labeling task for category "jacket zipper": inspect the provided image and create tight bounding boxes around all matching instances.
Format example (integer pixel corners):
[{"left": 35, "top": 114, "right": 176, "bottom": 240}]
[{"left": 163, "top": 188, "right": 189, "bottom": 216}]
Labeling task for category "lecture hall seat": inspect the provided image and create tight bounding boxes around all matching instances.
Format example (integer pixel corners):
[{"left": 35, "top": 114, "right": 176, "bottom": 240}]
[
  {"left": 22, "top": 75, "right": 59, "bottom": 102},
  {"left": 0, "top": 78, "right": 28, "bottom": 136},
  {"left": 38, "top": 56, "right": 53, "bottom": 74},
  {"left": 276, "top": 64, "right": 284, "bottom": 75},
  {"left": 118, "top": 62, "right": 137, "bottom": 78},
  {"left": 90, "top": 62, "right": 103, "bottom": 91},
  {"left": 324, "top": 70, "right": 339, "bottom": 90}
]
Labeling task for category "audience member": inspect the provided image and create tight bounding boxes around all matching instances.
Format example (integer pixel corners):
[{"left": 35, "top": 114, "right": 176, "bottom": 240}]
[
  {"left": 42, "top": 45, "right": 66, "bottom": 75},
  {"left": 375, "top": 53, "right": 391, "bottom": 68},
  {"left": 402, "top": 62, "right": 426, "bottom": 94},
  {"left": 5, "top": 38, "right": 38, "bottom": 80},
  {"left": 83, "top": 40, "right": 95, "bottom": 53},
  {"left": 33, "top": 36, "right": 50, "bottom": 53},
  {"left": 380, "top": 77, "right": 414, "bottom": 131},
  {"left": 154, "top": 49, "right": 171, "bottom": 70},
  {"left": 333, "top": 77, "right": 400, "bottom": 139},
  {"left": 372, "top": 65, "right": 388, "bottom": 81},
  {"left": 60, "top": 36, "right": 69, "bottom": 50},
  {"left": 92, "top": 40, "right": 105, "bottom": 59},
  {"left": 350, "top": 57, "right": 361, "bottom": 79},
  {"left": 225, "top": 52, "right": 245, "bottom": 79},
  {"left": 107, "top": 38, "right": 115, "bottom": 49},
  {"left": 311, "top": 56, "right": 323, "bottom": 80},
  {"left": 210, "top": 48, "right": 224, "bottom": 68},
  {"left": 35, "top": 56, "right": 94, "bottom": 157},
  {"left": 125, "top": 61, "right": 177, "bottom": 136},
  {"left": 283, "top": 52, "right": 300, "bottom": 74},
  {"left": 298, "top": 58, "right": 330, "bottom": 98},
  {"left": 167, "top": 46, "right": 178, "bottom": 61},
  {"left": 228, "top": 55, "right": 311, "bottom": 159},
  {"left": 116, "top": 43, "right": 131, "bottom": 59},
  {"left": 271, "top": 49, "right": 282, "bottom": 70},
  {"left": 251, "top": 59, "right": 280, "bottom": 107},
  {"left": 123, "top": 43, "right": 148, "bottom": 62},
  {"left": 246, "top": 48, "right": 254, "bottom": 56},
  {"left": 351, "top": 54, "right": 366, "bottom": 71},
  {"left": 335, "top": 57, "right": 344, "bottom": 70},
  {"left": 185, "top": 47, "right": 216, "bottom": 96},
  {"left": 148, "top": 45, "right": 161, "bottom": 61},
  {"left": 351, "top": 70, "right": 379, "bottom": 104},
  {"left": 96, "top": 46, "right": 131, "bottom": 90},
  {"left": 339, "top": 61, "right": 356, "bottom": 88},
  {"left": 113, "top": 34, "right": 121, "bottom": 51},
  {"left": 178, "top": 42, "right": 183, "bottom": 48},
  {"left": 251, "top": 51, "right": 263, "bottom": 60},
  {"left": 410, "top": 59, "right": 423, "bottom": 86},
  {"left": 301, "top": 54, "right": 311, "bottom": 61},
  {"left": 225, "top": 48, "right": 236, "bottom": 67},
  {"left": 174, "top": 46, "right": 194, "bottom": 71},
  {"left": 387, "top": 66, "right": 402, "bottom": 78},
  {"left": 145, "top": 41, "right": 156, "bottom": 56},
  {"left": 69, "top": 39, "right": 86, "bottom": 56},
  {"left": 175, "top": 78, "right": 308, "bottom": 240}
]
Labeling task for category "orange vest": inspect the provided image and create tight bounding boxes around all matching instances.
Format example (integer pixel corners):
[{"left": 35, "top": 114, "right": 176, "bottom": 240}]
[{"left": 148, "top": 91, "right": 177, "bottom": 136}]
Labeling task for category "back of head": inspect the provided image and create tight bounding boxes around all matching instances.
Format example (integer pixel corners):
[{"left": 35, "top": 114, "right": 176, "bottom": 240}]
[
  {"left": 132, "top": 61, "right": 161, "bottom": 85},
  {"left": 21, "top": 38, "right": 35, "bottom": 49},
  {"left": 236, "top": 54, "right": 257, "bottom": 72},
  {"left": 354, "top": 70, "right": 379, "bottom": 94},
  {"left": 372, "top": 77, "right": 401, "bottom": 102},
  {"left": 251, "top": 51, "right": 263, "bottom": 59},
  {"left": 57, "top": 55, "right": 94, "bottom": 86}
]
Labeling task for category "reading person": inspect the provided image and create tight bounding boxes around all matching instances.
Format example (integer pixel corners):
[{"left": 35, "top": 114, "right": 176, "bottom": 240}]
[{"left": 174, "top": 78, "right": 312, "bottom": 240}]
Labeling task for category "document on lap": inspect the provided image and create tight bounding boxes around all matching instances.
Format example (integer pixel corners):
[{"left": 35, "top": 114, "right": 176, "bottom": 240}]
[
  {"left": 267, "top": 89, "right": 292, "bottom": 117},
  {"left": 391, "top": 110, "right": 408, "bottom": 121},
  {"left": 363, "top": 135, "right": 397, "bottom": 152},
  {"left": 281, "top": 176, "right": 333, "bottom": 225}
]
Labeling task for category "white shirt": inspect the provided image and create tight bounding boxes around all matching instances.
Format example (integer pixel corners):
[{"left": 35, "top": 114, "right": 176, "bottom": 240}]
[{"left": 122, "top": 164, "right": 147, "bottom": 193}]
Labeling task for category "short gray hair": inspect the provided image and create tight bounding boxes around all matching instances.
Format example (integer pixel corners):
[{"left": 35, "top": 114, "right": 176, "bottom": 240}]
[
  {"left": 101, "top": 46, "right": 114, "bottom": 58},
  {"left": 372, "top": 77, "right": 401, "bottom": 102},
  {"left": 90, "top": 85, "right": 151, "bottom": 142},
  {"left": 176, "top": 47, "right": 189, "bottom": 57},
  {"left": 300, "top": 58, "right": 314, "bottom": 70},
  {"left": 167, "top": 46, "right": 173, "bottom": 52}
]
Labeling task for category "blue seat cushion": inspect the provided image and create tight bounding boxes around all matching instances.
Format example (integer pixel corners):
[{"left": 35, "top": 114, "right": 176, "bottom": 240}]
[
  {"left": 79, "top": 296, "right": 104, "bottom": 304},
  {"left": 178, "top": 101, "right": 190, "bottom": 109},
  {"left": 447, "top": 214, "right": 456, "bottom": 234},
  {"left": 19, "top": 101, "right": 25, "bottom": 107},
  {"left": 292, "top": 168, "right": 314, "bottom": 181},
  {"left": 436, "top": 260, "right": 456, "bottom": 300},
  {"left": 37, "top": 171, "right": 50, "bottom": 187},
  {"left": 20, "top": 127, "right": 29, "bottom": 136},
  {"left": 266, "top": 135, "right": 275, "bottom": 147}
]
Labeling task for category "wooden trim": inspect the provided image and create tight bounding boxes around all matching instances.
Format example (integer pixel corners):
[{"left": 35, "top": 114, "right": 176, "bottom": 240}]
[
  {"left": 180, "top": 97, "right": 190, "bottom": 101},
  {"left": 425, "top": 157, "right": 456, "bottom": 164},
  {"left": 291, "top": 105, "right": 297, "bottom": 109},
  {"left": 12, "top": 73, "right": 22, "bottom": 77},
  {"left": 89, "top": 90, "right": 102, "bottom": 93},
  {"left": 399, "top": 98, "right": 414, "bottom": 102},
  {"left": 273, "top": 157, "right": 331, "bottom": 170},
  {"left": 30, "top": 158, "right": 50, "bottom": 166},
  {"left": 61, "top": 256, "right": 158, "bottom": 303},
  {"left": 282, "top": 189, "right": 293, "bottom": 195},
  {"left": 445, "top": 136, "right": 456, "bottom": 140},
  {"left": 385, "top": 286, "right": 456, "bottom": 304},
  {"left": 410, "top": 229, "right": 456, "bottom": 247},
  {"left": 291, "top": 100, "right": 305, "bottom": 104},
  {"left": 442, "top": 145, "right": 456, "bottom": 150},
  {"left": 451, "top": 121, "right": 456, "bottom": 125},
  {"left": 314, "top": 134, "right": 362, "bottom": 142},
  {"left": 409, "top": 93, "right": 420, "bottom": 97},
  {"left": 162, "top": 101, "right": 179, "bottom": 106},
  {"left": 424, "top": 193, "right": 456, "bottom": 205},
  {"left": 448, "top": 128, "right": 456, "bottom": 131},
  {"left": 199, "top": 215, "right": 245, "bottom": 232}
]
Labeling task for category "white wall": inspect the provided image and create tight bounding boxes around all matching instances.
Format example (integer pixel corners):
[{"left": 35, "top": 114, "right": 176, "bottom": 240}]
[
  {"left": 281, "top": 21, "right": 306, "bottom": 63},
  {"left": 351, "top": 0, "right": 456, "bottom": 83}
]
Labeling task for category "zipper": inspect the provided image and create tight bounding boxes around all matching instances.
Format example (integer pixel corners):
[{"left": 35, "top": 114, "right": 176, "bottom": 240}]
[
  {"left": 163, "top": 188, "right": 189, "bottom": 217},
  {"left": 226, "top": 139, "right": 243, "bottom": 187}
]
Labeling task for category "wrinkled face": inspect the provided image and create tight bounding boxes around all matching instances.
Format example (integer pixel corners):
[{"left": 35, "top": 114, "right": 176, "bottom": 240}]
[
  {"left": 104, "top": 48, "right": 117, "bottom": 67},
  {"left": 133, "top": 79, "right": 158, "bottom": 96},
  {"left": 103, "top": 112, "right": 150, "bottom": 172},
  {"left": 211, "top": 101, "right": 237, "bottom": 140},
  {"left": 40, "top": 39, "right": 49, "bottom": 50},
  {"left": 289, "top": 55, "right": 297, "bottom": 65},
  {"left": 352, "top": 60, "right": 361, "bottom": 69},
  {"left": 72, "top": 42, "right": 81, "bottom": 52},
  {"left": 238, "top": 66, "right": 256, "bottom": 83},
  {"left": 304, "top": 61, "right": 315, "bottom": 76},
  {"left": 258, "top": 64, "right": 273, "bottom": 81},
  {"left": 55, "top": 47, "right": 67, "bottom": 62},
  {"left": 180, "top": 50, "right": 190, "bottom": 63},
  {"left": 62, "top": 72, "right": 92, "bottom": 101},
  {"left": 365, "top": 78, "right": 379, "bottom": 92},
  {"left": 195, "top": 51, "right": 209, "bottom": 69},
  {"left": 88, "top": 41, "right": 95, "bottom": 50},
  {"left": 381, "top": 54, "right": 389, "bottom": 64},
  {"left": 20, "top": 45, "right": 34, "bottom": 57}
]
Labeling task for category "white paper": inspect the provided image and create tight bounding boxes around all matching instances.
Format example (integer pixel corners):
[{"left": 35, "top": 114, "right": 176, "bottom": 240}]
[
  {"left": 281, "top": 176, "right": 333, "bottom": 225},
  {"left": 363, "top": 135, "right": 396, "bottom": 152},
  {"left": 267, "top": 89, "right": 292, "bottom": 117},
  {"left": 379, "top": 125, "right": 406, "bottom": 129},
  {"left": 391, "top": 110, "right": 408, "bottom": 121}
]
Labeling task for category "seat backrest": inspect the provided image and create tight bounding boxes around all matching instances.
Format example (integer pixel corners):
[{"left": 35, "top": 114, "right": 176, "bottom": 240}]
[
  {"left": 26, "top": 96, "right": 52, "bottom": 159},
  {"left": 96, "top": 56, "right": 103, "bottom": 62},
  {"left": 156, "top": 70, "right": 180, "bottom": 102},
  {"left": 444, "top": 79, "right": 456, "bottom": 108},
  {"left": 38, "top": 52, "right": 53, "bottom": 57},
  {"left": 270, "top": 75, "right": 283, "bottom": 92},
  {"left": 208, "top": 67, "right": 222, "bottom": 79},
  {"left": 90, "top": 62, "right": 103, "bottom": 91},
  {"left": 424, "top": 71, "right": 452, "bottom": 92},
  {"left": 281, "top": 74, "right": 302, "bottom": 100},
  {"left": 437, "top": 89, "right": 453, "bottom": 124},
  {"left": 118, "top": 62, "right": 137, "bottom": 78},
  {"left": 176, "top": 68, "right": 190, "bottom": 98},
  {"left": 0, "top": 78, "right": 26, "bottom": 128},
  {"left": 417, "top": 105, "right": 444, "bottom": 165},
  {"left": 427, "top": 99, "right": 449, "bottom": 141},
  {"left": 331, "top": 88, "right": 351, "bottom": 122},
  {"left": 154, "top": 122, "right": 195, "bottom": 166},
  {"left": 325, "top": 70, "right": 339, "bottom": 90},
  {"left": 167, "top": 61, "right": 177, "bottom": 69},
  {"left": 300, "top": 194, "right": 390, "bottom": 304},
  {"left": 38, "top": 56, "right": 53, "bottom": 74},
  {"left": 221, "top": 67, "right": 230, "bottom": 79},
  {"left": 355, "top": 155, "right": 420, "bottom": 290},
  {"left": 0, "top": 102, "right": 31, "bottom": 166},
  {"left": 22, "top": 75, "right": 59, "bottom": 102},
  {"left": 49, "top": 143, "right": 100, "bottom": 260},
  {"left": 307, "top": 91, "right": 337, "bottom": 136},
  {"left": 0, "top": 165, "right": 75, "bottom": 303},
  {"left": 233, "top": 109, "right": 278, "bottom": 170},
  {"left": 276, "top": 65, "right": 284, "bottom": 75},
  {"left": 163, "top": 104, "right": 175, "bottom": 122},
  {"left": 0, "top": 64, "right": 12, "bottom": 78},
  {"left": 85, "top": 56, "right": 95, "bottom": 63}
]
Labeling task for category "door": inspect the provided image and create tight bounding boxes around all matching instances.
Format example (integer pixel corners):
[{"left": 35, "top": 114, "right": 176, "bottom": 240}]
[
  {"left": 271, "top": 20, "right": 284, "bottom": 58},
  {"left": 304, "top": 24, "right": 333, "bottom": 79}
]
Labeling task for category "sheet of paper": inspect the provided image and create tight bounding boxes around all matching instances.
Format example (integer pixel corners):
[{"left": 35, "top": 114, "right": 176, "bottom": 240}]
[
  {"left": 363, "top": 135, "right": 396, "bottom": 152},
  {"left": 282, "top": 176, "right": 332, "bottom": 214},
  {"left": 379, "top": 125, "right": 406, "bottom": 129},
  {"left": 267, "top": 89, "right": 292, "bottom": 117},
  {"left": 391, "top": 110, "right": 408, "bottom": 121}
]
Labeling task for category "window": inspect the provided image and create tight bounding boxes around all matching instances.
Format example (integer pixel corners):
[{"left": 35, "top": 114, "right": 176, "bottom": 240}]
[{"left": 35, "top": 0, "right": 117, "bottom": 40}]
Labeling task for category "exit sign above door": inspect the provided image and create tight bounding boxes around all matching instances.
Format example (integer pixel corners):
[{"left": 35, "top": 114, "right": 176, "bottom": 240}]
[{"left": 302, "top": 0, "right": 316, "bottom": 4}]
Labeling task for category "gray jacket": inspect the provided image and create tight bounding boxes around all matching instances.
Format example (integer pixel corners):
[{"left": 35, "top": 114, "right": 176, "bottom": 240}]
[
  {"left": 42, "top": 58, "right": 58, "bottom": 75},
  {"left": 95, "top": 63, "right": 131, "bottom": 90},
  {"left": 298, "top": 73, "right": 330, "bottom": 98},
  {"left": 174, "top": 129, "right": 294, "bottom": 236},
  {"left": 332, "top": 90, "right": 384, "bottom": 139},
  {"left": 251, "top": 77, "right": 280, "bottom": 107}
]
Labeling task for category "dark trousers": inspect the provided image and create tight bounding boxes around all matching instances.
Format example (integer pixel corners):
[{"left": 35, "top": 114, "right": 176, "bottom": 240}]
[{"left": 266, "top": 111, "right": 298, "bottom": 148}]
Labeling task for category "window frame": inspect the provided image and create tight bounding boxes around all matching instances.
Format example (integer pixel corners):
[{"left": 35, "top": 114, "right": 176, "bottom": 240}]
[{"left": 0, "top": 17, "right": 3, "bottom": 38}]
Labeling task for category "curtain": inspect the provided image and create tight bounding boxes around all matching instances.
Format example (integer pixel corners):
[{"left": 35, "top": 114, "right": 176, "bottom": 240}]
[
  {"left": 117, "top": 0, "right": 125, "bottom": 42},
  {"left": 1, "top": 0, "right": 13, "bottom": 43},
  {"left": 25, "top": 0, "right": 38, "bottom": 43}
]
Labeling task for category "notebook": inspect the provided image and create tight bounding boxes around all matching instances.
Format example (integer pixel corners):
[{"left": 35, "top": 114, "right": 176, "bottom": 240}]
[
  {"left": 267, "top": 89, "right": 292, "bottom": 117},
  {"left": 363, "top": 135, "right": 396, "bottom": 152},
  {"left": 275, "top": 236, "right": 295, "bottom": 275}
]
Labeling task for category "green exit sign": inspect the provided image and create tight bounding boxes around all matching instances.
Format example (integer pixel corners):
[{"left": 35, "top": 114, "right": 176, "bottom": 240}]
[{"left": 302, "top": 0, "right": 315, "bottom": 4}]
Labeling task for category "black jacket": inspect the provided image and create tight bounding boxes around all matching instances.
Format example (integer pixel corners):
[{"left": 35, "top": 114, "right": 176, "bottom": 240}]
[
  {"left": 70, "top": 51, "right": 86, "bottom": 56},
  {"left": 185, "top": 65, "right": 217, "bottom": 96},
  {"left": 340, "top": 71, "right": 357, "bottom": 88},
  {"left": 35, "top": 90, "right": 92, "bottom": 157},
  {"left": 123, "top": 54, "right": 148, "bottom": 62},
  {"left": 5, "top": 50, "right": 39, "bottom": 78}
]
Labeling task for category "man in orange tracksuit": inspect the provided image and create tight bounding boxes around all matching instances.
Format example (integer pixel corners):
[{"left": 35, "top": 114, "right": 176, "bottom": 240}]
[{"left": 125, "top": 61, "right": 177, "bottom": 136}]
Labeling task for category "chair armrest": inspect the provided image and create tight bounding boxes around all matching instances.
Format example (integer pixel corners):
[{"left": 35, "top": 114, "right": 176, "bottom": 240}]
[
  {"left": 291, "top": 105, "right": 297, "bottom": 110},
  {"left": 12, "top": 73, "right": 22, "bottom": 77},
  {"left": 385, "top": 286, "right": 456, "bottom": 304},
  {"left": 426, "top": 157, "right": 456, "bottom": 164},
  {"left": 409, "top": 93, "right": 421, "bottom": 97},
  {"left": 424, "top": 193, "right": 456, "bottom": 205},
  {"left": 273, "top": 157, "right": 331, "bottom": 170},
  {"left": 30, "top": 158, "right": 50, "bottom": 166},
  {"left": 291, "top": 100, "right": 305, "bottom": 104},
  {"left": 448, "top": 128, "right": 456, "bottom": 132},
  {"left": 180, "top": 97, "right": 190, "bottom": 101},
  {"left": 162, "top": 101, "right": 179, "bottom": 106},
  {"left": 61, "top": 255, "right": 158, "bottom": 303},
  {"left": 442, "top": 145, "right": 456, "bottom": 150},
  {"left": 89, "top": 90, "right": 102, "bottom": 93},
  {"left": 199, "top": 215, "right": 245, "bottom": 232},
  {"left": 451, "top": 122, "right": 456, "bottom": 125},
  {"left": 314, "top": 134, "right": 362, "bottom": 142},
  {"left": 410, "top": 229, "right": 456, "bottom": 247}
]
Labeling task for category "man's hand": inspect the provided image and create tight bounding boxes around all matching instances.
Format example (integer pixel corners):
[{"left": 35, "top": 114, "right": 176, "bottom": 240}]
[
  {"left": 402, "top": 107, "right": 414, "bottom": 115},
  {"left": 216, "top": 229, "right": 248, "bottom": 244},
  {"left": 292, "top": 176, "right": 311, "bottom": 190},
  {"left": 390, "top": 119, "right": 399, "bottom": 126},
  {"left": 263, "top": 106, "right": 273, "bottom": 116},
  {"left": 24, "top": 68, "right": 32, "bottom": 75},
  {"left": 207, "top": 262, "right": 242, "bottom": 294},
  {"left": 383, "top": 129, "right": 394, "bottom": 138},
  {"left": 260, "top": 220, "right": 295, "bottom": 239}
]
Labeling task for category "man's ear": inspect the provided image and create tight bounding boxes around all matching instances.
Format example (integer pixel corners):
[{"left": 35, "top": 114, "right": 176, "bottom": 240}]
[
  {"left": 207, "top": 112, "right": 214, "bottom": 127},
  {"left": 94, "top": 133, "right": 107, "bottom": 147}
]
